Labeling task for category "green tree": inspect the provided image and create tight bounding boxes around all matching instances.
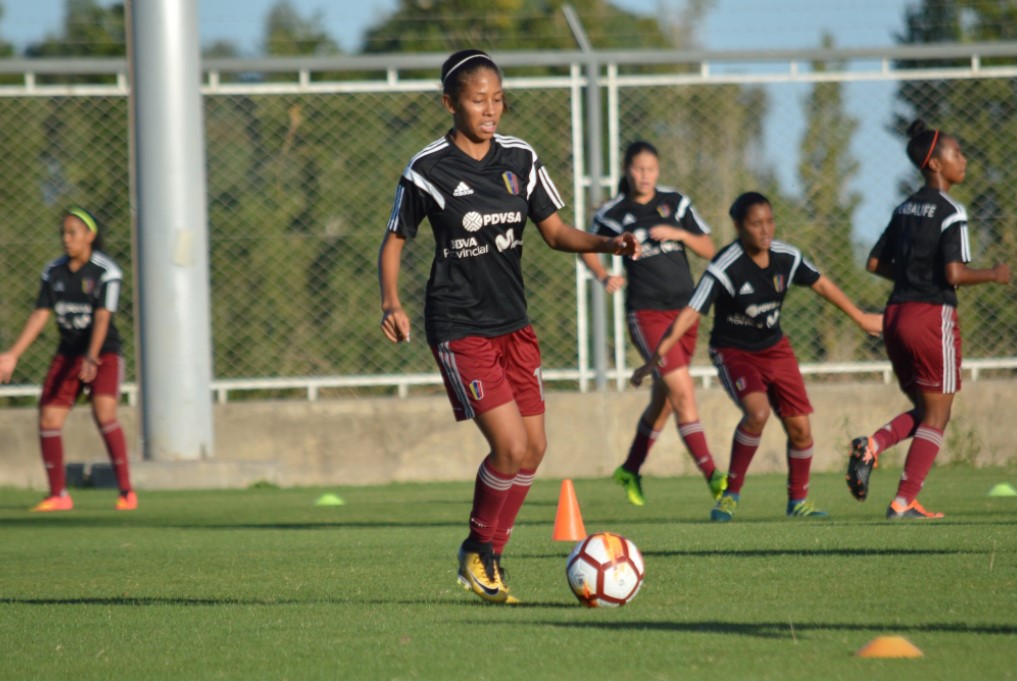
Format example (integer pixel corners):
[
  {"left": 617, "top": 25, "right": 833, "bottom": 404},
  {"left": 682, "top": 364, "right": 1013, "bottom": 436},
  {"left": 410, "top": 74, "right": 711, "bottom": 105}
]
[
  {"left": 25, "top": 0, "right": 125, "bottom": 59},
  {"left": 893, "top": 0, "right": 1017, "bottom": 358},
  {"left": 263, "top": 0, "right": 340, "bottom": 57}
]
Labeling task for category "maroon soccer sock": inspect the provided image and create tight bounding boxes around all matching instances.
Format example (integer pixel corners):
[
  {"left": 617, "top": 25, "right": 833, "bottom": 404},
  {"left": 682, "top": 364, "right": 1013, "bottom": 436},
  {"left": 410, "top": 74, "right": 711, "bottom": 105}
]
[
  {"left": 895, "top": 425, "right": 944, "bottom": 503},
  {"left": 622, "top": 417, "right": 660, "bottom": 473},
  {"left": 678, "top": 420, "right": 716, "bottom": 480},
  {"left": 39, "top": 428, "right": 66, "bottom": 497},
  {"left": 467, "top": 457, "right": 516, "bottom": 545},
  {"left": 99, "top": 420, "right": 132, "bottom": 493},
  {"left": 872, "top": 409, "right": 919, "bottom": 454},
  {"left": 726, "top": 426, "right": 761, "bottom": 495},
  {"left": 491, "top": 468, "right": 536, "bottom": 555},
  {"left": 786, "top": 440, "right": 814, "bottom": 501}
]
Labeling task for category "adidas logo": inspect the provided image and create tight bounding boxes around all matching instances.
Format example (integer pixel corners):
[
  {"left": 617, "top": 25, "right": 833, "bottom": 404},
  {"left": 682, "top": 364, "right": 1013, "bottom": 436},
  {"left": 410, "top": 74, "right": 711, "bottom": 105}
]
[
  {"left": 453, "top": 181, "right": 474, "bottom": 197},
  {"left": 738, "top": 282, "right": 755, "bottom": 295},
  {"left": 623, "top": 213, "right": 636, "bottom": 225}
]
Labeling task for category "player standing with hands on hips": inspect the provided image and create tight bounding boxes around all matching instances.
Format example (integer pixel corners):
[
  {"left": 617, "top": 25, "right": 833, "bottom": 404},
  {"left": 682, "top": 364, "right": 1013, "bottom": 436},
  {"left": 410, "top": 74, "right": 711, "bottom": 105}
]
[
  {"left": 378, "top": 49, "right": 640, "bottom": 604},
  {"left": 0, "top": 208, "right": 136, "bottom": 512},
  {"left": 846, "top": 120, "right": 1010, "bottom": 519},
  {"left": 632, "top": 192, "right": 882, "bottom": 521},
  {"left": 580, "top": 140, "right": 726, "bottom": 506}
]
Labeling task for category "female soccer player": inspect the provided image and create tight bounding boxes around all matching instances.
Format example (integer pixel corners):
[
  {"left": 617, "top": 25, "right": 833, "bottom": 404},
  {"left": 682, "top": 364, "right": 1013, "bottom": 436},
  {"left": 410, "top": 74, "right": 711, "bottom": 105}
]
[
  {"left": 0, "top": 208, "right": 136, "bottom": 512},
  {"left": 378, "top": 49, "right": 639, "bottom": 604},
  {"left": 580, "top": 140, "right": 725, "bottom": 506},
  {"left": 846, "top": 120, "right": 1010, "bottom": 519},
  {"left": 632, "top": 191, "right": 882, "bottom": 522}
]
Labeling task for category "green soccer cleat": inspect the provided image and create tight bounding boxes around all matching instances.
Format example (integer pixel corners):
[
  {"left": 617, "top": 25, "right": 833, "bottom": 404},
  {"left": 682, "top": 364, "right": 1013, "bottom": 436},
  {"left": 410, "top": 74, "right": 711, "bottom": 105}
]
[
  {"left": 457, "top": 542, "right": 518, "bottom": 604},
  {"left": 710, "top": 493, "right": 738, "bottom": 522},
  {"left": 707, "top": 470, "right": 728, "bottom": 501},
  {"left": 612, "top": 465, "right": 646, "bottom": 506},
  {"left": 786, "top": 499, "right": 829, "bottom": 518}
]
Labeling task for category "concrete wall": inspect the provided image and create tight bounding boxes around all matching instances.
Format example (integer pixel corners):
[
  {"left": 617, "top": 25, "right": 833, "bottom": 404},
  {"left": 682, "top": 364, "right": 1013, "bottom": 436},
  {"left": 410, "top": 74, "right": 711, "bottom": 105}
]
[{"left": 1, "top": 380, "right": 1012, "bottom": 490}]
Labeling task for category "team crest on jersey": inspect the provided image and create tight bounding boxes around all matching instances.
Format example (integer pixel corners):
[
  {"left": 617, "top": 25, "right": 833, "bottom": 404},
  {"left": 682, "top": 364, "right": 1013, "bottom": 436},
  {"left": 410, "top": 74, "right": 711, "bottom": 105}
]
[
  {"left": 501, "top": 171, "right": 520, "bottom": 195},
  {"left": 657, "top": 204, "right": 671, "bottom": 219},
  {"left": 82, "top": 278, "right": 96, "bottom": 295},
  {"left": 773, "top": 274, "right": 786, "bottom": 292},
  {"left": 469, "top": 379, "right": 484, "bottom": 401}
]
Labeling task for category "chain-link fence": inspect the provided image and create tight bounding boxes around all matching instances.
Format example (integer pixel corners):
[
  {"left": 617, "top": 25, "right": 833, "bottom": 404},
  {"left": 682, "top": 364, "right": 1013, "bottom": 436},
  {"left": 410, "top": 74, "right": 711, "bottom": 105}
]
[{"left": 2, "top": 46, "right": 1016, "bottom": 400}]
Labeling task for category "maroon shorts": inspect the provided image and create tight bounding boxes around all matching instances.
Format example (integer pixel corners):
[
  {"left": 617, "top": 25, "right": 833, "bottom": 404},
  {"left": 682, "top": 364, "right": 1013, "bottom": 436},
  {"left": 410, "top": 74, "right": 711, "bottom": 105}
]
[
  {"left": 430, "top": 325, "right": 545, "bottom": 422},
  {"left": 40, "top": 353, "right": 123, "bottom": 408},
  {"left": 709, "top": 336, "right": 813, "bottom": 418},
  {"left": 884, "top": 302, "right": 961, "bottom": 394},
  {"left": 627, "top": 308, "right": 699, "bottom": 376}
]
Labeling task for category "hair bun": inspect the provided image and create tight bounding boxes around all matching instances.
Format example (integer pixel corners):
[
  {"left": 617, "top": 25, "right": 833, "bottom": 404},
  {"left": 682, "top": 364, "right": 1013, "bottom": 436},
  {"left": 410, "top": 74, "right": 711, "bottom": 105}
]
[{"left": 906, "top": 119, "right": 929, "bottom": 139}]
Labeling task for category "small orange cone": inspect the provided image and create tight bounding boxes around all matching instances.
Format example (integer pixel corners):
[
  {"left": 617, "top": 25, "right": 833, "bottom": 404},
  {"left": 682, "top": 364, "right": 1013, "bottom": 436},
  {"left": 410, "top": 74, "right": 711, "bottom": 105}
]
[
  {"left": 552, "top": 479, "right": 587, "bottom": 541},
  {"left": 855, "top": 636, "right": 924, "bottom": 658}
]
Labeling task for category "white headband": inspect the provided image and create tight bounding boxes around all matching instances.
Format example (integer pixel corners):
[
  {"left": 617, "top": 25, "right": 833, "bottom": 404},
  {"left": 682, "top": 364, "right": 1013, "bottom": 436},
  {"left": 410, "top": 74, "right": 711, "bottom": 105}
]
[{"left": 442, "top": 53, "right": 494, "bottom": 85}]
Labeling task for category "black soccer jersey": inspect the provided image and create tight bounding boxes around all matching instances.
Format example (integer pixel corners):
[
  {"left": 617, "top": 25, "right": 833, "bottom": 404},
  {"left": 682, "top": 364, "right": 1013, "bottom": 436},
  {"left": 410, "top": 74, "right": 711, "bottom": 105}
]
[
  {"left": 688, "top": 239, "right": 821, "bottom": 351},
  {"left": 35, "top": 252, "right": 123, "bottom": 356},
  {"left": 868, "top": 186, "right": 971, "bottom": 307},
  {"left": 591, "top": 188, "right": 711, "bottom": 311},
  {"left": 387, "top": 132, "right": 565, "bottom": 344}
]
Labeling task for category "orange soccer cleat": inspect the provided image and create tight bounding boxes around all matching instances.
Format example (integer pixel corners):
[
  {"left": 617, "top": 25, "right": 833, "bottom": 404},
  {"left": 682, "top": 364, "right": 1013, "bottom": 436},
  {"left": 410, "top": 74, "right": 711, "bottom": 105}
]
[
  {"left": 31, "top": 495, "right": 74, "bottom": 512},
  {"left": 115, "top": 490, "right": 138, "bottom": 511}
]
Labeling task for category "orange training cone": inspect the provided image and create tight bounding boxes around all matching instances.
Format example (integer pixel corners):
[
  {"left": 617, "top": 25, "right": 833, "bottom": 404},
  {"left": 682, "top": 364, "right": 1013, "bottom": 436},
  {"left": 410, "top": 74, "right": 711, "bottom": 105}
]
[
  {"left": 552, "top": 479, "right": 587, "bottom": 541},
  {"left": 855, "top": 636, "right": 924, "bottom": 658}
]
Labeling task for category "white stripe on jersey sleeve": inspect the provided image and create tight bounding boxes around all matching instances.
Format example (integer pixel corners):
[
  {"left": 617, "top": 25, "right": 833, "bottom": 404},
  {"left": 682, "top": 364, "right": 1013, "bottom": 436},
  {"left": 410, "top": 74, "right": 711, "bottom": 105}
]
[
  {"left": 40, "top": 256, "right": 66, "bottom": 282},
  {"left": 592, "top": 195, "right": 625, "bottom": 234},
  {"left": 703, "top": 242, "right": 744, "bottom": 296},
  {"left": 938, "top": 192, "right": 971, "bottom": 262},
  {"left": 771, "top": 240, "right": 807, "bottom": 282},
  {"left": 386, "top": 184, "right": 405, "bottom": 233},
  {"left": 688, "top": 206, "right": 712, "bottom": 234},
  {"left": 402, "top": 167, "right": 446, "bottom": 210},
  {"left": 688, "top": 275, "right": 717, "bottom": 313},
  {"left": 675, "top": 196, "right": 690, "bottom": 219},
  {"left": 959, "top": 223, "right": 971, "bottom": 262},
  {"left": 538, "top": 166, "right": 565, "bottom": 209},
  {"left": 103, "top": 280, "right": 121, "bottom": 312},
  {"left": 91, "top": 252, "right": 123, "bottom": 283}
]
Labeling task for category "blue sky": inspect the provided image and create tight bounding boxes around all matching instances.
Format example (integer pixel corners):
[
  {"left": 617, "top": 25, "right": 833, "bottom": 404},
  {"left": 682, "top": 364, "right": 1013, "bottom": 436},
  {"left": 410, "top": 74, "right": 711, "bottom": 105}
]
[{"left": 3, "top": 0, "right": 917, "bottom": 241}]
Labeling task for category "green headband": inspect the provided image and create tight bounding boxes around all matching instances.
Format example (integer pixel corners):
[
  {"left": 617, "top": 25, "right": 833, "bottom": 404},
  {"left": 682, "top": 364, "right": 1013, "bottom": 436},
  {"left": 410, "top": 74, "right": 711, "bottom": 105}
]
[{"left": 67, "top": 207, "right": 98, "bottom": 233}]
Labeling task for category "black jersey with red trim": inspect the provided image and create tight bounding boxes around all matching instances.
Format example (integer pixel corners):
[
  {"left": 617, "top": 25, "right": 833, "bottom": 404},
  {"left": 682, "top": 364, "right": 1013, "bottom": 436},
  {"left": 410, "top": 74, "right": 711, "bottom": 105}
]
[
  {"left": 387, "top": 132, "right": 565, "bottom": 344},
  {"left": 688, "top": 239, "right": 821, "bottom": 351},
  {"left": 35, "top": 251, "right": 123, "bottom": 356},
  {"left": 868, "top": 186, "right": 971, "bottom": 307},
  {"left": 591, "top": 188, "right": 711, "bottom": 311}
]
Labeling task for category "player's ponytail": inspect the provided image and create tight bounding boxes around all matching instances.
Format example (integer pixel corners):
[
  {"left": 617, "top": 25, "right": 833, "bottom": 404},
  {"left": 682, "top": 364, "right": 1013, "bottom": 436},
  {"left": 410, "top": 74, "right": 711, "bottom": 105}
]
[
  {"left": 905, "top": 118, "right": 943, "bottom": 171},
  {"left": 617, "top": 140, "right": 659, "bottom": 195}
]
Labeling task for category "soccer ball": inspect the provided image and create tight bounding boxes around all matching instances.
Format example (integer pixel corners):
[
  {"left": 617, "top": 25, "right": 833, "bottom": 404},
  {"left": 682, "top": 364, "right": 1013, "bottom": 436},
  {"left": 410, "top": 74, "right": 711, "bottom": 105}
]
[{"left": 565, "top": 532, "right": 645, "bottom": 607}]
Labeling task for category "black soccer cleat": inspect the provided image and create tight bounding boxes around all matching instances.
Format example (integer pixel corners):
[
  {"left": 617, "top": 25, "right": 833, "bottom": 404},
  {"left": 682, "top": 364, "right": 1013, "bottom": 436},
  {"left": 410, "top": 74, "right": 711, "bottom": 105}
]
[{"left": 846, "top": 436, "right": 877, "bottom": 501}]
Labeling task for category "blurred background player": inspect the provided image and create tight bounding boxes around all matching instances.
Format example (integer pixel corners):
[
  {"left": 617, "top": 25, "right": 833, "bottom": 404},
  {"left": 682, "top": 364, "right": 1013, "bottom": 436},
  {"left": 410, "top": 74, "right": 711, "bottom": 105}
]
[
  {"left": 846, "top": 119, "right": 1011, "bottom": 519},
  {"left": 0, "top": 208, "right": 136, "bottom": 512},
  {"left": 580, "top": 140, "right": 725, "bottom": 506},
  {"left": 632, "top": 191, "right": 882, "bottom": 521},
  {"left": 378, "top": 49, "right": 639, "bottom": 604}
]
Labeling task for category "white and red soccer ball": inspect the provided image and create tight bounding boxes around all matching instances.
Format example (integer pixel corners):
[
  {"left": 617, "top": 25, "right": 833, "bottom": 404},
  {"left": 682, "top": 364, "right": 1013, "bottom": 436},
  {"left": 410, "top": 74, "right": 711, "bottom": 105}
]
[{"left": 566, "top": 532, "right": 645, "bottom": 607}]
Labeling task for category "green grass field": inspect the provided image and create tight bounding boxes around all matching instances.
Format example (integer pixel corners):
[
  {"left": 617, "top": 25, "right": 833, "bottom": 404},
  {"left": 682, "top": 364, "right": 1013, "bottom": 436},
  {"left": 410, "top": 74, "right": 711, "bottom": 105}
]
[{"left": 2, "top": 467, "right": 1016, "bottom": 681}]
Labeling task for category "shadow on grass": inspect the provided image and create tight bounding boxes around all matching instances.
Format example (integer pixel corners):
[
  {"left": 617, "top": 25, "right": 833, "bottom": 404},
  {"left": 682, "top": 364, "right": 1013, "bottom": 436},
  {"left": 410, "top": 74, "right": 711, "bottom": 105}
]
[
  {"left": 530, "top": 619, "right": 1017, "bottom": 638},
  {"left": 0, "top": 595, "right": 576, "bottom": 609},
  {"left": 512, "top": 547, "right": 983, "bottom": 560}
]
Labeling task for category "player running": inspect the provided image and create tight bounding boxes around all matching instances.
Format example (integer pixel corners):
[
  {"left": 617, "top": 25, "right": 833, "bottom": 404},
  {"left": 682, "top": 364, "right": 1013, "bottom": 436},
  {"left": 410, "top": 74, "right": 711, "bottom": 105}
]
[
  {"left": 846, "top": 119, "right": 1010, "bottom": 519},
  {"left": 580, "top": 140, "right": 725, "bottom": 506},
  {"left": 632, "top": 191, "right": 882, "bottom": 521},
  {"left": 0, "top": 208, "right": 136, "bottom": 512},
  {"left": 378, "top": 49, "right": 639, "bottom": 604}
]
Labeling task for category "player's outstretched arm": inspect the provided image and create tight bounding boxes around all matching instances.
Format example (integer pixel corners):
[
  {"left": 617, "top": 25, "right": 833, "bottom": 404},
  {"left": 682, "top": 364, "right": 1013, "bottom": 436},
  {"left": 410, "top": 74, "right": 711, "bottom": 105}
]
[
  {"left": 647, "top": 225, "right": 716, "bottom": 260},
  {"left": 810, "top": 275, "right": 883, "bottom": 336},
  {"left": 0, "top": 309, "right": 51, "bottom": 383},
  {"left": 945, "top": 261, "right": 1011, "bottom": 288},
  {"left": 630, "top": 306, "right": 701, "bottom": 387},
  {"left": 378, "top": 231, "right": 411, "bottom": 344},
  {"left": 536, "top": 213, "right": 640, "bottom": 259}
]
